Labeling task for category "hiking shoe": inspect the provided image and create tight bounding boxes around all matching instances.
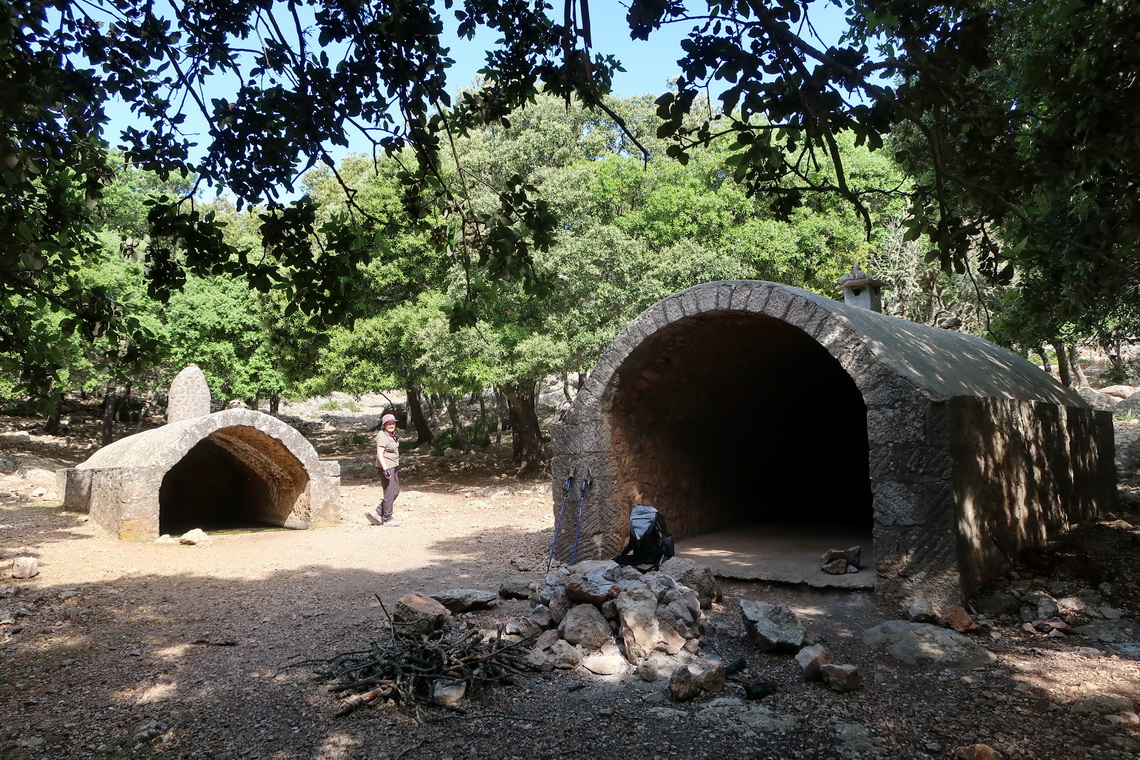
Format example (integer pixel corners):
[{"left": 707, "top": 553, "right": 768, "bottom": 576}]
[
  {"left": 365, "top": 512, "right": 383, "bottom": 526},
  {"left": 382, "top": 518, "right": 402, "bottom": 527}
]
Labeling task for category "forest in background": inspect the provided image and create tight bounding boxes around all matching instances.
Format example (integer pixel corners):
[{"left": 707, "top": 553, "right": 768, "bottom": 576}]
[
  {"left": 6, "top": 1, "right": 1140, "bottom": 473},
  {"left": 0, "top": 92, "right": 1111, "bottom": 471}
]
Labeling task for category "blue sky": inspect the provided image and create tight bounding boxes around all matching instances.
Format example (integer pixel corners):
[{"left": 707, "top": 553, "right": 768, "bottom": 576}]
[
  {"left": 440, "top": 1, "right": 851, "bottom": 99},
  {"left": 101, "top": 1, "right": 854, "bottom": 186}
]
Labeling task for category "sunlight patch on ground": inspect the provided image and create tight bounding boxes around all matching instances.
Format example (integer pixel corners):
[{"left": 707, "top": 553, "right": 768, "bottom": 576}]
[
  {"left": 134, "top": 681, "right": 178, "bottom": 703},
  {"left": 1003, "top": 650, "right": 1140, "bottom": 700},
  {"left": 153, "top": 643, "right": 193, "bottom": 661}
]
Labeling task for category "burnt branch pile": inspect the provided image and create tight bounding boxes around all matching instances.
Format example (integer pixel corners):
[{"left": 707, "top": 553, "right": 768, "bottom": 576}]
[{"left": 291, "top": 599, "right": 537, "bottom": 718}]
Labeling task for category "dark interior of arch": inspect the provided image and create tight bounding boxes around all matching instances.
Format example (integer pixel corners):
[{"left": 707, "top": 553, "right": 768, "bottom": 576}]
[
  {"left": 159, "top": 427, "right": 309, "bottom": 534},
  {"left": 609, "top": 311, "right": 872, "bottom": 540}
]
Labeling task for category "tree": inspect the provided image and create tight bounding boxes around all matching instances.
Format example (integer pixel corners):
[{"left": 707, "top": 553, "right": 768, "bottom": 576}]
[{"left": 13, "top": 0, "right": 1136, "bottom": 408}]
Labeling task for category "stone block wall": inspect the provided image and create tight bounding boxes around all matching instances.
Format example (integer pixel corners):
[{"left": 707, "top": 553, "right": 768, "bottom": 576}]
[{"left": 948, "top": 397, "right": 1116, "bottom": 598}]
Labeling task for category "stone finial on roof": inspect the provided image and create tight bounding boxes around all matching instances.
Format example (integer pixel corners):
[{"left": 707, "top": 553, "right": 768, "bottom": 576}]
[
  {"left": 836, "top": 264, "right": 888, "bottom": 313},
  {"left": 166, "top": 364, "right": 212, "bottom": 424}
]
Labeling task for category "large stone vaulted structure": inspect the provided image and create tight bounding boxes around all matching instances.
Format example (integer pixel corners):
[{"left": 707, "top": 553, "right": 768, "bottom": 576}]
[
  {"left": 62, "top": 368, "right": 340, "bottom": 540},
  {"left": 550, "top": 280, "right": 1115, "bottom": 606}
]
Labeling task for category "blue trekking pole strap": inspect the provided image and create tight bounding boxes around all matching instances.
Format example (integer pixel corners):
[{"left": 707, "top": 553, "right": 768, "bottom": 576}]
[{"left": 547, "top": 470, "right": 575, "bottom": 571}]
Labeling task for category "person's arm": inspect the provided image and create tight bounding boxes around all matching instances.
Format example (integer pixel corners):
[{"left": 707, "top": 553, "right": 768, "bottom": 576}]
[{"left": 376, "top": 436, "right": 389, "bottom": 472}]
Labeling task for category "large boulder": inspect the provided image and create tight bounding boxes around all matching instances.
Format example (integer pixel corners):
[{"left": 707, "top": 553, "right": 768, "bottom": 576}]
[
  {"left": 660, "top": 558, "right": 722, "bottom": 609},
  {"left": 615, "top": 586, "right": 661, "bottom": 662},
  {"left": 739, "top": 600, "right": 806, "bottom": 651},
  {"left": 863, "top": 621, "right": 996, "bottom": 669}
]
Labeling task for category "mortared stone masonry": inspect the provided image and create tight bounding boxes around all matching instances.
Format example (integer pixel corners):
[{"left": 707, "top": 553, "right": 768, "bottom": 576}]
[{"left": 550, "top": 281, "right": 1115, "bottom": 608}]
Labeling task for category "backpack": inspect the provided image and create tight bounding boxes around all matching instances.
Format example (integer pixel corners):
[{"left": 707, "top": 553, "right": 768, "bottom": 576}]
[{"left": 614, "top": 504, "right": 675, "bottom": 570}]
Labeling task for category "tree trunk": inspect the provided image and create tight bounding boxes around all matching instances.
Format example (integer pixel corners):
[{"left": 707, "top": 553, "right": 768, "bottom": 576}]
[
  {"left": 135, "top": 393, "right": 152, "bottom": 431},
  {"left": 1036, "top": 347, "right": 1051, "bottom": 374},
  {"left": 443, "top": 392, "right": 469, "bottom": 449},
  {"left": 117, "top": 381, "right": 133, "bottom": 423},
  {"left": 495, "top": 387, "right": 506, "bottom": 444},
  {"left": 1106, "top": 340, "right": 1126, "bottom": 379},
  {"left": 43, "top": 392, "right": 63, "bottom": 435},
  {"left": 1069, "top": 346, "right": 1090, "bottom": 388},
  {"left": 406, "top": 385, "right": 434, "bottom": 445},
  {"left": 1052, "top": 343, "right": 1071, "bottom": 387},
  {"left": 269, "top": 393, "right": 280, "bottom": 417},
  {"left": 477, "top": 391, "right": 491, "bottom": 447},
  {"left": 101, "top": 389, "right": 117, "bottom": 446},
  {"left": 499, "top": 381, "right": 544, "bottom": 476}
]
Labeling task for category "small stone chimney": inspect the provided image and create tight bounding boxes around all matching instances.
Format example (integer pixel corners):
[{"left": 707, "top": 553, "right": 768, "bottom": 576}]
[{"left": 836, "top": 264, "right": 887, "bottom": 313}]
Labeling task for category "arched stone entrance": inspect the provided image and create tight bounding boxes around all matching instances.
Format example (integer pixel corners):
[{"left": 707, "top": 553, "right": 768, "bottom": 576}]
[
  {"left": 551, "top": 281, "right": 1115, "bottom": 606},
  {"left": 608, "top": 311, "right": 871, "bottom": 539},
  {"left": 158, "top": 423, "right": 314, "bottom": 534}
]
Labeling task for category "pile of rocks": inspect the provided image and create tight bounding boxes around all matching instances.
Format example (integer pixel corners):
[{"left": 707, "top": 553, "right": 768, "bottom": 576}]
[
  {"left": 971, "top": 582, "right": 1134, "bottom": 646},
  {"left": 508, "top": 557, "right": 719, "bottom": 677},
  {"left": 820, "top": 545, "right": 861, "bottom": 575},
  {"left": 499, "top": 557, "right": 868, "bottom": 701}
]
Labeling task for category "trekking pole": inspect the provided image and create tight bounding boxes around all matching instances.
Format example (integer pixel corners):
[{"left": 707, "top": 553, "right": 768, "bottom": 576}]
[
  {"left": 547, "top": 470, "right": 576, "bottom": 571},
  {"left": 570, "top": 468, "right": 594, "bottom": 566}
]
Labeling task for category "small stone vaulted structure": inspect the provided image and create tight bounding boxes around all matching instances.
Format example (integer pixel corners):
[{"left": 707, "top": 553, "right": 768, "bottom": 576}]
[
  {"left": 61, "top": 365, "right": 340, "bottom": 540},
  {"left": 550, "top": 280, "right": 1115, "bottom": 607}
]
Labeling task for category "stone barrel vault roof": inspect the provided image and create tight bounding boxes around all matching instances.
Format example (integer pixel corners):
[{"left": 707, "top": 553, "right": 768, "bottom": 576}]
[
  {"left": 78, "top": 408, "right": 325, "bottom": 474},
  {"left": 597, "top": 281, "right": 1085, "bottom": 408},
  {"left": 786, "top": 285, "right": 1085, "bottom": 406}
]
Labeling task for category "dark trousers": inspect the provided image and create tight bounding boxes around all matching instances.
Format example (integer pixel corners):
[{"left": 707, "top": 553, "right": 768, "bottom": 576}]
[{"left": 377, "top": 467, "right": 401, "bottom": 520}]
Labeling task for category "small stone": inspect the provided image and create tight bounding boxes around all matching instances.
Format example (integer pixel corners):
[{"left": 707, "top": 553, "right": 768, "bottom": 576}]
[
  {"left": 528, "top": 605, "right": 553, "bottom": 629},
  {"left": 820, "top": 663, "right": 862, "bottom": 692},
  {"left": 431, "top": 680, "right": 466, "bottom": 707},
  {"left": 534, "top": 629, "right": 560, "bottom": 651},
  {"left": 942, "top": 605, "right": 977, "bottom": 632},
  {"left": 560, "top": 604, "right": 611, "bottom": 650},
  {"left": 179, "top": 528, "right": 211, "bottom": 545},
  {"left": 429, "top": 588, "right": 499, "bottom": 612},
  {"left": 548, "top": 639, "right": 582, "bottom": 669},
  {"left": 498, "top": 574, "right": 532, "bottom": 600},
  {"left": 638, "top": 660, "right": 659, "bottom": 682},
  {"left": 580, "top": 654, "right": 627, "bottom": 676},
  {"left": 904, "top": 598, "right": 939, "bottom": 624},
  {"left": 821, "top": 546, "right": 861, "bottom": 567},
  {"left": 822, "top": 558, "right": 848, "bottom": 575},
  {"left": 10, "top": 557, "right": 38, "bottom": 579},
  {"left": 668, "top": 665, "right": 702, "bottom": 702},
  {"left": 795, "top": 644, "right": 832, "bottom": 681},
  {"left": 393, "top": 593, "right": 450, "bottom": 636},
  {"left": 952, "top": 743, "right": 1003, "bottom": 760}
]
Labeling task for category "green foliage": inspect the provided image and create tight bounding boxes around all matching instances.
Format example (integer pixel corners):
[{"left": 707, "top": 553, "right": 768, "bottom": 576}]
[
  {"left": 9, "top": 0, "right": 1139, "bottom": 400},
  {"left": 429, "top": 429, "right": 457, "bottom": 456},
  {"left": 320, "top": 399, "right": 362, "bottom": 413},
  {"left": 338, "top": 431, "right": 371, "bottom": 447}
]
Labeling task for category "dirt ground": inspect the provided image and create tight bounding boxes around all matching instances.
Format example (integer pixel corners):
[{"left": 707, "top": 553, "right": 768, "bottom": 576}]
[{"left": 2, "top": 403, "right": 1140, "bottom": 760}]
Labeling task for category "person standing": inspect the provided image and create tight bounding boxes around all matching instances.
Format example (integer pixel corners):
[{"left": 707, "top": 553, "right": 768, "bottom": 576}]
[{"left": 367, "top": 413, "right": 402, "bottom": 526}]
